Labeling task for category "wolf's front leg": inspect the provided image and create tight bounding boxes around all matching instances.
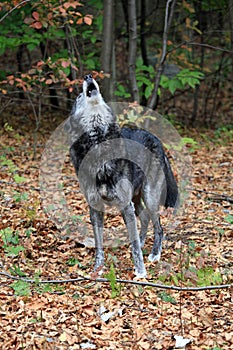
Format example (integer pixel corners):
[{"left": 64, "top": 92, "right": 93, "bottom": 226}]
[
  {"left": 121, "top": 202, "right": 147, "bottom": 278},
  {"left": 90, "top": 207, "right": 104, "bottom": 272}
]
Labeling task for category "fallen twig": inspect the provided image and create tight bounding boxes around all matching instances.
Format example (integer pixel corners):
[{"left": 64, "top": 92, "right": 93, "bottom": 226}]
[
  {"left": 190, "top": 187, "right": 233, "bottom": 204},
  {"left": 0, "top": 268, "right": 232, "bottom": 292}
]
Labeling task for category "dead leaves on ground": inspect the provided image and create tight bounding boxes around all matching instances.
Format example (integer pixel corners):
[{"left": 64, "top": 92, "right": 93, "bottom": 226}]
[{"left": 0, "top": 126, "right": 232, "bottom": 349}]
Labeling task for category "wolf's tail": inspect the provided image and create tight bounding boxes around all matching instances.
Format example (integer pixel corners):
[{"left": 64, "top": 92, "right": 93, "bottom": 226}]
[{"left": 163, "top": 155, "right": 179, "bottom": 209}]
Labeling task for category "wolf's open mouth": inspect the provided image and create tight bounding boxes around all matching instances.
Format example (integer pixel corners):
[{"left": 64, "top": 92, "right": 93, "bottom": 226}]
[{"left": 86, "top": 82, "right": 97, "bottom": 97}]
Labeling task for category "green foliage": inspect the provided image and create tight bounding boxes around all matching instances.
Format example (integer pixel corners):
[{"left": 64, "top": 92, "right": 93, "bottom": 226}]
[
  {"left": 0, "top": 227, "right": 19, "bottom": 245},
  {"left": 70, "top": 215, "right": 83, "bottom": 224},
  {"left": 4, "top": 245, "right": 25, "bottom": 256},
  {"left": 166, "top": 136, "right": 198, "bottom": 152},
  {"left": 114, "top": 83, "right": 131, "bottom": 99},
  {"left": 25, "top": 227, "right": 35, "bottom": 238},
  {"left": 0, "top": 0, "right": 98, "bottom": 94},
  {"left": 0, "top": 227, "right": 25, "bottom": 256},
  {"left": 160, "top": 69, "right": 204, "bottom": 94},
  {"left": 66, "top": 257, "right": 83, "bottom": 268},
  {"left": 214, "top": 125, "right": 233, "bottom": 143},
  {"left": 135, "top": 58, "right": 154, "bottom": 99},
  {"left": 10, "top": 280, "right": 31, "bottom": 296},
  {"left": 225, "top": 214, "right": 233, "bottom": 225},
  {"left": 0, "top": 156, "right": 18, "bottom": 173},
  {"left": 13, "top": 191, "right": 29, "bottom": 203},
  {"left": 105, "top": 264, "right": 121, "bottom": 298},
  {"left": 115, "top": 57, "right": 204, "bottom": 102},
  {"left": 13, "top": 174, "right": 27, "bottom": 183},
  {"left": 9, "top": 264, "right": 26, "bottom": 277},
  {"left": 197, "top": 267, "right": 222, "bottom": 286},
  {"left": 157, "top": 291, "right": 177, "bottom": 304},
  {"left": 3, "top": 122, "right": 14, "bottom": 132},
  {"left": 35, "top": 283, "right": 64, "bottom": 294}
]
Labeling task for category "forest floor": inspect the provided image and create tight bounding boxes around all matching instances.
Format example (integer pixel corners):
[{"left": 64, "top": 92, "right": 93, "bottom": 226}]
[{"left": 0, "top": 112, "right": 232, "bottom": 350}]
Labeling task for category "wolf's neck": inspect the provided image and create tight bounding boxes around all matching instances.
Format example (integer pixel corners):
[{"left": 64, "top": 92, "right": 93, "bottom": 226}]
[{"left": 79, "top": 101, "right": 116, "bottom": 133}]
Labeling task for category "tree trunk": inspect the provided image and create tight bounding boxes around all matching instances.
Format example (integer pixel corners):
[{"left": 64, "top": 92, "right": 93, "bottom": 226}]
[
  {"left": 101, "top": 0, "right": 115, "bottom": 101},
  {"left": 128, "top": 0, "right": 139, "bottom": 102},
  {"left": 140, "top": 0, "right": 148, "bottom": 105},
  {"left": 229, "top": 0, "right": 233, "bottom": 71}
]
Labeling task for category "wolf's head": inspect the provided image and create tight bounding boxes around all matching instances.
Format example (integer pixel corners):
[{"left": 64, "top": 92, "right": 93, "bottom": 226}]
[
  {"left": 83, "top": 74, "right": 100, "bottom": 100},
  {"left": 67, "top": 74, "right": 115, "bottom": 135},
  {"left": 70, "top": 75, "right": 103, "bottom": 116}
]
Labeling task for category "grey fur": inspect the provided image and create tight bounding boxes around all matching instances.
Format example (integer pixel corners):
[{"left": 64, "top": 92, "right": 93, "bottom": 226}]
[{"left": 66, "top": 74, "right": 179, "bottom": 278}]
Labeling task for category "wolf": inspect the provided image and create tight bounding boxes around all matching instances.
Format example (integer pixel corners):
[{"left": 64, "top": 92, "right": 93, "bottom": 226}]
[{"left": 65, "top": 74, "right": 179, "bottom": 278}]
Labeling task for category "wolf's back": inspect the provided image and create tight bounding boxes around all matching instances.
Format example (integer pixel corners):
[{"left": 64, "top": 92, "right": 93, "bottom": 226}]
[{"left": 121, "top": 127, "right": 179, "bottom": 209}]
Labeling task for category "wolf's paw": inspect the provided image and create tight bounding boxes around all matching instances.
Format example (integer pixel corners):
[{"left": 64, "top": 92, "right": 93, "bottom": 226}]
[
  {"left": 148, "top": 252, "right": 161, "bottom": 262},
  {"left": 91, "top": 265, "right": 105, "bottom": 279},
  {"left": 135, "top": 269, "right": 147, "bottom": 279}
]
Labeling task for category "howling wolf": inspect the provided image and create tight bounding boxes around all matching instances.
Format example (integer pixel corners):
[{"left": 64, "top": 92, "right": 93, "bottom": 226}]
[{"left": 65, "top": 74, "right": 178, "bottom": 278}]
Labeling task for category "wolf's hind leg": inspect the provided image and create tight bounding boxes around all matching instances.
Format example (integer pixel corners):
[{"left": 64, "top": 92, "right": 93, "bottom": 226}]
[
  {"left": 143, "top": 186, "right": 164, "bottom": 262},
  {"left": 148, "top": 216, "right": 163, "bottom": 262},
  {"left": 121, "top": 202, "right": 146, "bottom": 278},
  {"left": 134, "top": 200, "right": 150, "bottom": 248}
]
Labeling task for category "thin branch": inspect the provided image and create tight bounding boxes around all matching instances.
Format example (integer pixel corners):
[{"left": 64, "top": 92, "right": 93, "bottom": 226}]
[
  {"left": 148, "top": 0, "right": 177, "bottom": 110},
  {"left": 0, "top": 269, "right": 232, "bottom": 292},
  {"left": 190, "top": 187, "right": 233, "bottom": 204},
  {"left": 187, "top": 41, "right": 233, "bottom": 53},
  {"left": 0, "top": 0, "right": 31, "bottom": 23}
]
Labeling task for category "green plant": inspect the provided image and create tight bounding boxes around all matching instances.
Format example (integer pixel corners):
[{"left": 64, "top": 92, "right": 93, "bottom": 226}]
[
  {"left": 114, "top": 83, "right": 131, "bottom": 99},
  {"left": 225, "top": 214, "right": 233, "bottom": 225},
  {"left": 66, "top": 257, "right": 83, "bottom": 268},
  {"left": 167, "top": 136, "right": 198, "bottom": 152},
  {"left": 70, "top": 215, "right": 83, "bottom": 224},
  {"left": 4, "top": 245, "right": 25, "bottom": 256},
  {"left": 25, "top": 227, "right": 36, "bottom": 238},
  {"left": 0, "top": 0, "right": 95, "bottom": 96},
  {"left": 214, "top": 125, "right": 233, "bottom": 142},
  {"left": 135, "top": 58, "right": 154, "bottom": 99},
  {"left": 160, "top": 69, "right": 204, "bottom": 95},
  {"left": 13, "top": 174, "right": 27, "bottom": 183},
  {"left": 35, "top": 283, "right": 64, "bottom": 294},
  {"left": 9, "top": 264, "right": 26, "bottom": 277},
  {"left": 105, "top": 264, "right": 121, "bottom": 298},
  {"left": 13, "top": 191, "right": 29, "bottom": 203},
  {"left": 0, "top": 227, "right": 25, "bottom": 256},
  {"left": 157, "top": 291, "right": 177, "bottom": 304},
  {"left": 197, "top": 267, "right": 222, "bottom": 286},
  {"left": 0, "top": 227, "right": 19, "bottom": 245},
  {"left": 0, "top": 156, "right": 17, "bottom": 173},
  {"left": 10, "top": 280, "right": 31, "bottom": 296},
  {"left": 129, "top": 58, "right": 204, "bottom": 102}
]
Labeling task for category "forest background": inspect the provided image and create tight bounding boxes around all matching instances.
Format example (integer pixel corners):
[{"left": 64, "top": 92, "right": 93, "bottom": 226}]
[{"left": 0, "top": 1, "right": 233, "bottom": 349}]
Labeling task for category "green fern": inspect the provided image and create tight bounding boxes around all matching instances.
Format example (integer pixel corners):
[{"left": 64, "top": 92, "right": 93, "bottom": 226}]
[{"left": 105, "top": 264, "right": 121, "bottom": 298}]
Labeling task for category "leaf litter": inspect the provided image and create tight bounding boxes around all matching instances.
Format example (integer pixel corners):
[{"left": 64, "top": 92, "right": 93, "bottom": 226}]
[{"left": 0, "top": 122, "right": 232, "bottom": 349}]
